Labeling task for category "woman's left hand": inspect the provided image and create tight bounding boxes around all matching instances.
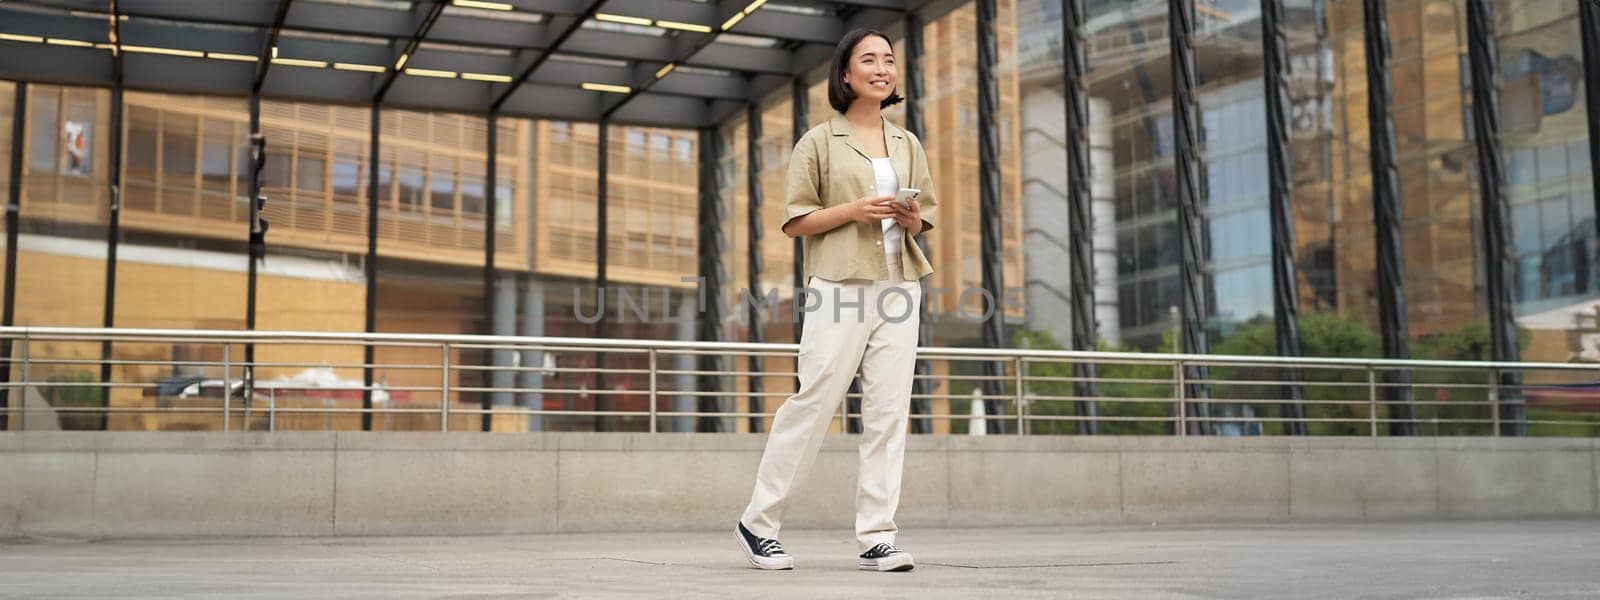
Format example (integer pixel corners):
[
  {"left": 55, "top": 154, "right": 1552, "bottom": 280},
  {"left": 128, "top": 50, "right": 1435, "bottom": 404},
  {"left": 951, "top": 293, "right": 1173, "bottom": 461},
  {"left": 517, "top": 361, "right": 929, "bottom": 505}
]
[{"left": 892, "top": 198, "right": 922, "bottom": 236}]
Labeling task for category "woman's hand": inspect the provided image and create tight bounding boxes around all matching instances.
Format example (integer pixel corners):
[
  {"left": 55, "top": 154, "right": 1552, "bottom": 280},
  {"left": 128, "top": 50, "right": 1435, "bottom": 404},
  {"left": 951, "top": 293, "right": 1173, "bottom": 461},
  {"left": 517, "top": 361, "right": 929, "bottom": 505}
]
[
  {"left": 892, "top": 197, "right": 923, "bottom": 236},
  {"left": 850, "top": 195, "right": 897, "bottom": 224}
]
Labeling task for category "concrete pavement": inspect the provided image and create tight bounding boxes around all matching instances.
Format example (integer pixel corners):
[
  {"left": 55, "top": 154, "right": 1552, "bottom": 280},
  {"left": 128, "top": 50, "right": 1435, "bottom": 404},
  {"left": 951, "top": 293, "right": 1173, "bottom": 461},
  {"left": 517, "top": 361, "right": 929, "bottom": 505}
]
[{"left": 3, "top": 520, "right": 1599, "bottom": 599}]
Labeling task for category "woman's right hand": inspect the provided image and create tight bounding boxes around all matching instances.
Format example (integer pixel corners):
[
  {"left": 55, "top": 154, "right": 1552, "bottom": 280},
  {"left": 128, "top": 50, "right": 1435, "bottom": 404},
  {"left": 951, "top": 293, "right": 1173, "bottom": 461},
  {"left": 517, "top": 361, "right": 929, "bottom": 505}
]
[{"left": 849, "top": 195, "right": 897, "bottom": 224}]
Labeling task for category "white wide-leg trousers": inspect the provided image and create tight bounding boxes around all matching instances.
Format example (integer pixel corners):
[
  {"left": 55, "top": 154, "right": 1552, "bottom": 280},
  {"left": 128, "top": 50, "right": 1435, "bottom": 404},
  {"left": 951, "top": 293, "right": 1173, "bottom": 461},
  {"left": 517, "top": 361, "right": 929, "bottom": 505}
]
[{"left": 741, "top": 253, "right": 920, "bottom": 551}]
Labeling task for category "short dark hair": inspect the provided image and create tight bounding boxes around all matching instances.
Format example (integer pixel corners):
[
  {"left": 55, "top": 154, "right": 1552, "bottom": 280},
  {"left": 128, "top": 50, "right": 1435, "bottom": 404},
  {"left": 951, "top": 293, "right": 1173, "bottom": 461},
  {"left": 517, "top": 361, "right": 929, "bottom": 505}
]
[{"left": 827, "top": 28, "right": 904, "bottom": 113}]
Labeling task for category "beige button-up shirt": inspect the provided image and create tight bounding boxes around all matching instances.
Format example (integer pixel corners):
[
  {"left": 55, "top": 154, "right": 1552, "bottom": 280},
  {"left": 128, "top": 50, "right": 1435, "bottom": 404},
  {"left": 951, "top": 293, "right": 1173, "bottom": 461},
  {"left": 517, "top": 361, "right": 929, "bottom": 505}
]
[{"left": 783, "top": 114, "right": 938, "bottom": 282}]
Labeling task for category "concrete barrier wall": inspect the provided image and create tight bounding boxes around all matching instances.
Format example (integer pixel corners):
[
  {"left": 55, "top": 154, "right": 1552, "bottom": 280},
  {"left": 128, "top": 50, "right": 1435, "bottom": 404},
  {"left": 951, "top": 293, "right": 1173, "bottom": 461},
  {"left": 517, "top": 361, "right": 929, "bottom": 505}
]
[{"left": 2, "top": 433, "right": 1595, "bottom": 538}]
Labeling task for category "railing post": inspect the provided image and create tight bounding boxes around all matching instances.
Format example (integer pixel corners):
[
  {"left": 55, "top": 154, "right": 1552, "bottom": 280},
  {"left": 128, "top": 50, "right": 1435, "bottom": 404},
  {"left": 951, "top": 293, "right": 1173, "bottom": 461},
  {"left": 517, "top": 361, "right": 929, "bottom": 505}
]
[
  {"left": 441, "top": 343, "right": 451, "bottom": 432},
  {"left": 648, "top": 348, "right": 658, "bottom": 433},
  {"left": 1015, "top": 356, "right": 1026, "bottom": 435},
  {"left": 1175, "top": 359, "right": 1186, "bottom": 437},
  {"left": 223, "top": 343, "right": 231, "bottom": 433},
  {"left": 268, "top": 388, "right": 276, "bottom": 432},
  {"left": 19, "top": 334, "right": 28, "bottom": 431},
  {"left": 1367, "top": 366, "right": 1378, "bottom": 437},
  {"left": 1488, "top": 366, "right": 1500, "bottom": 437}
]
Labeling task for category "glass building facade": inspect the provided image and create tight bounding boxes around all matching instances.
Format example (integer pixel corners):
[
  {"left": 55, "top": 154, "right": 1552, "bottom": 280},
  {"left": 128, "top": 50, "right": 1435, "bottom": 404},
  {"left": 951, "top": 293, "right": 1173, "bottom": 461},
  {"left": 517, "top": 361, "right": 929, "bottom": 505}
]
[{"left": 1, "top": 0, "right": 1597, "bottom": 432}]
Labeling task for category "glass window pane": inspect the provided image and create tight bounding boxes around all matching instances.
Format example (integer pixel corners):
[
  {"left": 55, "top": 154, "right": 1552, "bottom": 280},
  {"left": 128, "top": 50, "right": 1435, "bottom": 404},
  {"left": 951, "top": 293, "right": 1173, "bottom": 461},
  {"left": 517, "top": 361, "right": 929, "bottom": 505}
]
[
  {"left": 430, "top": 158, "right": 455, "bottom": 212},
  {"left": 1508, "top": 147, "right": 1535, "bottom": 186},
  {"left": 1538, "top": 195, "right": 1568, "bottom": 250},
  {"left": 29, "top": 89, "right": 58, "bottom": 171},
  {"left": 162, "top": 113, "right": 198, "bottom": 178},
  {"left": 495, "top": 175, "right": 512, "bottom": 228},
  {"left": 1536, "top": 143, "right": 1567, "bottom": 182},
  {"left": 296, "top": 153, "right": 325, "bottom": 195},
  {"left": 201, "top": 119, "right": 232, "bottom": 192},
  {"left": 398, "top": 166, "right": 423, "bottom": 210},
  {"left": 332, "top": 157, "right": 359, "bottom": 200},
  {"left": 127, "top": 107, "right": 158, "bottom": 176},
  {"left": 1512, "top": 201, "right": 1540, "bottom": 254},
  {"left": 378, "top": 156, "right": 393, "bottom": 205},
  {"left": 460, "top": 160, "right": 484, "bottom": 215}
]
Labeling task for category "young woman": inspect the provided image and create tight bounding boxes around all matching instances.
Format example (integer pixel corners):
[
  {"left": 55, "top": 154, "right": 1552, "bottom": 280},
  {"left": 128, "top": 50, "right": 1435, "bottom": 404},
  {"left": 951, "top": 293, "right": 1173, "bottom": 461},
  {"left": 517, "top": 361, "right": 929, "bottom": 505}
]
[{"left": 735, "top": 28, "right": 937, "bottom": 573}]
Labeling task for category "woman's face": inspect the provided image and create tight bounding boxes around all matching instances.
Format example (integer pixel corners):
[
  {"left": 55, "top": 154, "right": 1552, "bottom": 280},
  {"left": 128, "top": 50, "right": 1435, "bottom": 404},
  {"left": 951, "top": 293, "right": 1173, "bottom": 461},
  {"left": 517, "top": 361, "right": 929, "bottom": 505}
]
[{"left": 843, "top": 35, "right": 896, "bottom": 107}]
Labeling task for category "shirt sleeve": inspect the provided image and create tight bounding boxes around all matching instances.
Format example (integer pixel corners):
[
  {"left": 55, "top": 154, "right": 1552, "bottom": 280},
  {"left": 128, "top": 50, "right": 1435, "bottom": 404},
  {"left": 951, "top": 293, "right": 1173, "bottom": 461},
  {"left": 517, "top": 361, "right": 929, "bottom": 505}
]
[
  {"left": 782, "top": 131, "right": 824, "bottom": 233},
  {"left": 908, "top": 131, "right": 936, "bottom": 234}
]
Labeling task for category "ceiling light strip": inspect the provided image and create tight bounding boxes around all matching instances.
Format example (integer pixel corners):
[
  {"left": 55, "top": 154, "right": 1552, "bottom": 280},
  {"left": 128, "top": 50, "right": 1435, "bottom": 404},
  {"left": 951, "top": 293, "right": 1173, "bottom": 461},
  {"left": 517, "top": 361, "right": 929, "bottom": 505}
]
[
  {"left": 0, "top": 33, "right": 47, "bottom": 43},
  {"left": 655, "top": 20, "right": 712, "bottom": 33},
  {"left": 46, "top": 38, "right": 95, "bottom": 48},
  {"left": 406, "top": 67, "right": 458, "bottom": 78},
  {"left": 462, "top": 72, "right": 513, "bottom": 82},
  {"left": 452, "top": 0, "right": 514, "bottom": 11},
  {"left": 335, "top": 62, "right": 387, "bottom": 73},
  {"left": 272, "top": 57, "right": 328, "bottom": 68},
  {"left": 122, "top": 44, "right": 204, "bottom": 58},
  {"left": 581, "top": 82, "right": 631, "bottom": 94},
  {"left": 595, "top": 13, "right": 654, "bottom": 26},
  {"left": 208, "top": 52, "right": 258, "bottom": 62}
]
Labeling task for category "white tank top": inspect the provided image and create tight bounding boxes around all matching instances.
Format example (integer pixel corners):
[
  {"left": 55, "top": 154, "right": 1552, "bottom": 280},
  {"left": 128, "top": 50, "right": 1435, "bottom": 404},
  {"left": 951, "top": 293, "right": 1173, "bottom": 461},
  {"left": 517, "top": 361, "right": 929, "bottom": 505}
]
[{"left": 870, "top": 157, "right": 900, "bottom": 259}]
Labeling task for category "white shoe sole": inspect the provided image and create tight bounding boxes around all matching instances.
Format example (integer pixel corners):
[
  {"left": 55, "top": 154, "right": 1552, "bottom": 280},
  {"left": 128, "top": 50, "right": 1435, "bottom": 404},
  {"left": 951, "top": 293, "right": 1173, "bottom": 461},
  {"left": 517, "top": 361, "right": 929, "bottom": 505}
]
[
  {"left": 735, "top": 528, "right": 794, "bottom": 570},
  {"left": 858, "top": 554, "right": 915, "bottom": 572}
]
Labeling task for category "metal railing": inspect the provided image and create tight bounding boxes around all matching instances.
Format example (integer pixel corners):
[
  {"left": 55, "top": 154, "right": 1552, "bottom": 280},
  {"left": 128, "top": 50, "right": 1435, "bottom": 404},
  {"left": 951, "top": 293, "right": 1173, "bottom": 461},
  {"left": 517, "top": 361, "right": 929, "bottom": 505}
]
[{"left": 1, "top": 326, "right": 1598, "bottom": 436}]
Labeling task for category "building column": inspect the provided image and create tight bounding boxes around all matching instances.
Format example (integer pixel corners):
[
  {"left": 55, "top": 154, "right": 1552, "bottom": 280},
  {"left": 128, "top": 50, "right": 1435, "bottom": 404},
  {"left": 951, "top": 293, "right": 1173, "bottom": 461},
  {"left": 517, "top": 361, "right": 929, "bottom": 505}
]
[
  {"left": 1465, "top": 0, "right": 1524, "bottom": 436},
  {"left": 1362, "top": 0, "right": 1416, "bottom": 435},
  {"left": 0, "top": 82, "right": 25, "bottom": 431},
  {"left": 791, "top": 78, "right": 808, "bottom": 350},
  {"left": 593, "top": 119, "right": 610, "bottom": 432},
  {"left": 673, "top": 294, "right": 697, "bottom": 433},
  {"left": 1089, "top": 97, "right": 1119, "bottom": 348},
  {"left": 745, "top": 103, "right": 765, "bottom": 433},
  {"left": 518, "top": 275, "right": 545, "bottom": 431},
  {"left": 904, "top": 12, "right": 935, "bottom": 434},
  {"left": 491, "top": 273, "right": 518, "bottom": 414},
  {"left": 976, "top": 0, "right": 1009, "bottom": 433},
  {"left": 1261, "top": 0, "right": 1309, "bottom": 435},
  {"left": 244, "top": 91, "right": 263, "bottom": 420},
  {"left": 697, "top": 127, "right": 728, "bottom": 432},
  {"left": 362, "top": 102, "right": 381, "bottom": 432},
  {"left": 481, "top": 111, "right": 500, "bottom": 432},
  {"left": 1583, "top": 0, "right": 1600, "bottom": 247},
  {"left": 1061, "top": 0, "right": 1099, "bottom": 435},
  {"left": 1170, "top": 0, "right": 1212, "bottom": 435},
  {"left": 97, "top": 79, "right": 125, "bottom": 431}
]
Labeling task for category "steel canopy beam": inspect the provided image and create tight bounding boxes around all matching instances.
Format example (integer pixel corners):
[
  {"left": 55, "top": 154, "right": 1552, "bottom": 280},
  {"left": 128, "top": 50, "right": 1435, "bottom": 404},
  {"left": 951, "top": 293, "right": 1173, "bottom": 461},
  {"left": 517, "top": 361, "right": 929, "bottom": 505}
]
[
  {"left": 490, "top": 0, "right": 607, "bottom": 112},
  {"left": 599, "top": 0, "right": 748, "bottom": 119},
  {"left": 373, "top": 0, "right": 447, "bottom": 102},
  {"left": 253, "top": 0, "right": 293, "bottom": 91}
]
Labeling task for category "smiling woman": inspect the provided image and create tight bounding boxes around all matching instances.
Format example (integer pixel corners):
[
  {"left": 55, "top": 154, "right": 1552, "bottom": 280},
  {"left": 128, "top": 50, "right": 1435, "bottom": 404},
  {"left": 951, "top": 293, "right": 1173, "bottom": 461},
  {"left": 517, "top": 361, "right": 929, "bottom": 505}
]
[{"left": 735, "top": 28, "right": 935, "bottom": 574}]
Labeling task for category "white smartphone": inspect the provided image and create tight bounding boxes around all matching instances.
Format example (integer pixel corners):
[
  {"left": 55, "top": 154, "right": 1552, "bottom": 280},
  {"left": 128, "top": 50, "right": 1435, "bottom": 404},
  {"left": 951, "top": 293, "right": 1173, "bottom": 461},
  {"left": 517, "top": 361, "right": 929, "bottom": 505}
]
[{"left": 892, "top": 187, "right": 920, "bottom": 209}]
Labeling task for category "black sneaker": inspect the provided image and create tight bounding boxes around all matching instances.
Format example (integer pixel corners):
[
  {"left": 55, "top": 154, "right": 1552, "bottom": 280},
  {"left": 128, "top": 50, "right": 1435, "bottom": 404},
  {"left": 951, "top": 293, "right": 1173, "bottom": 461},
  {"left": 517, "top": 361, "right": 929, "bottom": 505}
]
[
  {"left": 858, "top": 542, "right": 915, "bottom": 572},
  {"left": 735, "top": 521, "right": 794, "bottom": 570}
]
